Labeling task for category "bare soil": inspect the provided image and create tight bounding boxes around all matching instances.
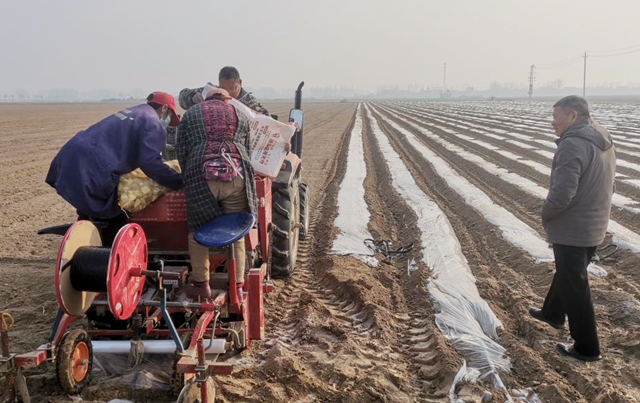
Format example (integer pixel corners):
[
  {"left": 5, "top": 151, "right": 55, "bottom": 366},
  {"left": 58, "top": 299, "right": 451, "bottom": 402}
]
[{"left": 2, "top": 100, "right": 640, "bottom": 403}]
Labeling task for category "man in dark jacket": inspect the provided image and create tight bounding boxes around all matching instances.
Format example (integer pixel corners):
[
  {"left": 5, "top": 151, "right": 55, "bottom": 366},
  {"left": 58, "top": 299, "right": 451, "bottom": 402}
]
[
  {"left": 46, "top": 92, "right": 184, "bottom": 245},
  {"left": 179, "top": 66, "right": 269, "bottom": 115},
  {"left": 529, "top": 95, "right": 615, "bottom": 361}
]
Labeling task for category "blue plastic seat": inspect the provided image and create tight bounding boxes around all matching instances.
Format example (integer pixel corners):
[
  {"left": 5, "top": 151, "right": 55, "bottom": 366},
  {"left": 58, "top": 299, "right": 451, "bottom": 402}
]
[{"left": 194, "top": 212, "right": 255, "bottom": 248}]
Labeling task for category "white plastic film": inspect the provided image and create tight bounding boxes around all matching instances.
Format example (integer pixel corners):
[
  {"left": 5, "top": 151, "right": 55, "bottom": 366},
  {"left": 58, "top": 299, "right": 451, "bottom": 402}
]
[
  {"left": 381, "top": 104, "right": 640, "bottom": 254},
  {"left": 372, "top": 105, "right": 554, "bottom": 263},
  {"left": 364, "top": 104, "right": 511, "bottom": 391},
  {"left": 331, "top": 104, "right": 378, "bottom": 266}
]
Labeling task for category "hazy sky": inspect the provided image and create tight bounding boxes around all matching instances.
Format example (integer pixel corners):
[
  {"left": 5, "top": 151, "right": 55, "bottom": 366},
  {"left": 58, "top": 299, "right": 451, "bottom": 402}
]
[{"left": 1, "top": 0, "right": 639, "bottom": 95}]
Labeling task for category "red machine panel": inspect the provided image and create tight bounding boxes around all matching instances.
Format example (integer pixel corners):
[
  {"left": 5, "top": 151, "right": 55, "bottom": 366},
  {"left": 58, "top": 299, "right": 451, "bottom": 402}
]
[{"left": 131, "top": 192, "right": 189, "bottom": 251}]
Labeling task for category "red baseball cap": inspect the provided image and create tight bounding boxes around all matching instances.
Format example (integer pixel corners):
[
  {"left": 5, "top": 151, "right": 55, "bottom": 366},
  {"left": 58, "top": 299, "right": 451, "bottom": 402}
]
[{"left": 147, "top": 91, "right": 180, "bottom": 126}]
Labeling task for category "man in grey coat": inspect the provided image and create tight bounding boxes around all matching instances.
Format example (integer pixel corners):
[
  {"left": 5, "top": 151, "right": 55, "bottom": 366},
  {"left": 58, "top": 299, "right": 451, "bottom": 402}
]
[{"left": 529, "top": 95, "right": 615, "bottom": 362}]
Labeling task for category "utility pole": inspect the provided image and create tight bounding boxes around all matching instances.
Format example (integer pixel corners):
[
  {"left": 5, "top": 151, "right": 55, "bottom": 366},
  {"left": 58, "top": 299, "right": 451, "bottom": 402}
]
[
  {"left": 528, "top": 64, "right": 536, "bottom": 99},
  {"left": 443, "top": 63, "right": 448, "bottom": 92},
  {"left": 583, "top": 51, "right": 588, "bottom": 97}
]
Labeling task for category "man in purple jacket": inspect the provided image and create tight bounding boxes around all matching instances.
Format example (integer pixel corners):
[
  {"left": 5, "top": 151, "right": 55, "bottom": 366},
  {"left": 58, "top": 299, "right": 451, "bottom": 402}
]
[{"left": 46, "top": 92, "right": 184, "bottom": 245}]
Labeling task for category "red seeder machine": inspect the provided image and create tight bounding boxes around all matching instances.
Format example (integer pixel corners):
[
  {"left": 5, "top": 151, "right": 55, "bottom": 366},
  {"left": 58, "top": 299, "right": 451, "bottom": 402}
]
[{"left": 0, "top": 83, "right": 309, "bottom": 403}]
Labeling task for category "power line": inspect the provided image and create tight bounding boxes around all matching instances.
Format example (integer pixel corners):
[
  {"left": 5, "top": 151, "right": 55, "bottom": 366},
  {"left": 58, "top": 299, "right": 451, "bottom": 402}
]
[
  {"left": 588, "top": 44, "right": 640, "bottom": 54},
  {"left": 537, "top": 58, "right": 583, "bottom": 70},
  {"left": 538, "top": 54, "right": 583, "bottom": 66},
  {"left": 537, "top": 55, "right": 583, "bottom": 70},
  {"left": 590, "top": 48, "right": 640, "bottom": 58},
  {"left": 533, "top": 44, "right": 640, "bottom": 99}
]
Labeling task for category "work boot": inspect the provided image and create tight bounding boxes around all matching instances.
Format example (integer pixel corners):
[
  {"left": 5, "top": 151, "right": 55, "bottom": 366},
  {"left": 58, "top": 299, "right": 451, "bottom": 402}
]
[
  {"left": 557, "top": 343, "right": 602, "bottom": 362},
  {"left": 529, "top": 308, "right": 564, "bottom": 330},
  {"left": 185, "top": 281, "right": 212, "bottom": 299}
]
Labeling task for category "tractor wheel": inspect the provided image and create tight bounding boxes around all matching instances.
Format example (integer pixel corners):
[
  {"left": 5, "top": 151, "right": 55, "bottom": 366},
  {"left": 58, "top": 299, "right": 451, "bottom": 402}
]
[
  {"left": 56, "top": 328, "right": 93, "bottom": 394},
  {"left": 299, "top": 182, "right": 310, "bottom": 240},
  {"left": 271, "top": 178, "right": 301, "bottom": 278},
  {"left": 177, "top": 377, "right": 216, "bottom": 403}
]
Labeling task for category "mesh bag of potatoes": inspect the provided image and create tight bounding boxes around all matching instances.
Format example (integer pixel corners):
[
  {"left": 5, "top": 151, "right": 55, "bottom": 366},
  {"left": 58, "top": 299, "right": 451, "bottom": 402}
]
[{"left": 118, "top": 160, "right": 181, "bottom": 213}]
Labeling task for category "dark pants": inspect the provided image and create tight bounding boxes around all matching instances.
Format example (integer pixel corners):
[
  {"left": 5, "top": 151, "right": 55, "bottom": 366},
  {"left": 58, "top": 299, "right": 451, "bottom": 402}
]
[
  {"left": 542, "top": 244, "right": 600, "bottom": 356},
  {"left": 77, "top": 212, "right": 129, "bottom": 247}
]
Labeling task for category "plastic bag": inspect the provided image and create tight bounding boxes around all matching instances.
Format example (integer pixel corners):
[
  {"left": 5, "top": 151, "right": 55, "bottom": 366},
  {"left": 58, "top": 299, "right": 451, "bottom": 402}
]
[
  {"left": 230, "top": 98, "right": 296, "bottom": 178},
  {"left": 117, "top": 160, "right": 181, "bottom": 213}
]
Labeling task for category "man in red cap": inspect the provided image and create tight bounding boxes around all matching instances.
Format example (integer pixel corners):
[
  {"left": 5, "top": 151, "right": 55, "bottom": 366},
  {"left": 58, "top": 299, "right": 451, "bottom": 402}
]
[{"left": 46, "top": 92, "right": 184, "bottom": 245}]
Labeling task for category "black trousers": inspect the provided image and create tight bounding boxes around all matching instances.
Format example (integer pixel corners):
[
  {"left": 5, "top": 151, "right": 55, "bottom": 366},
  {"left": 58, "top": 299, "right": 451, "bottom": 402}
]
[
  {"left": 77, "top": 211, "right": 129, "bottom": 247},
  {"left": 542, "top": 244, "right": 600, "bottom": 356}
]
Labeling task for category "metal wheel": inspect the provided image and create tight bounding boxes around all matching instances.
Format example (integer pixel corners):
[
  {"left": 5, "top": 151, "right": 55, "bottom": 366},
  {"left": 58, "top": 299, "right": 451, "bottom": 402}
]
[
  {"left": 56, "top": 328, "right": 93, "bottom": 394},
  {"left": 171, "top": 333, "right": 193, "bottom": 396},
  {"left": 177, "top": 377, "right": 216, "bottom": 403}
]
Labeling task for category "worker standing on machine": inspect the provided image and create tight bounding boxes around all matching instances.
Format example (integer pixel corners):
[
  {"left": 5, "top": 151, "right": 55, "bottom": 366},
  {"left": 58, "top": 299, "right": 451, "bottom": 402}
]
[
  {"left": 46, "top": 92, "right": 184, "bottom": 245},
  {"left": 177, "top": 86, "right": 257, "bottom": 299},
  {"left": 179, "top": 66, "right": 269, "bottom": 115}
]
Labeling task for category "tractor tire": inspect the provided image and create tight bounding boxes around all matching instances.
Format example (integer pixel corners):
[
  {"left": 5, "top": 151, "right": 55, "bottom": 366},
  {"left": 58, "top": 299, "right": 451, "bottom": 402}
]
[
  {"left": 299, "top": 182, "right": 310, "bottom": 240},
  {"left": 271, "top": 179, "right": 301, "bottom": 278},
  {"left": 177, "top": 377, "right": 216, "bottom": 403},
  {"left": 56, "top": 328, "right": 93, "bottom": 394}
]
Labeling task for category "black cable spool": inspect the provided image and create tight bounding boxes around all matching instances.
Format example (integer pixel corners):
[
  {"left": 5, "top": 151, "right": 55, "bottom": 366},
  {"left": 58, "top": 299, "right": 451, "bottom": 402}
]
[{"left": 70, "top": 246, "right": 112, "bottom": 293}]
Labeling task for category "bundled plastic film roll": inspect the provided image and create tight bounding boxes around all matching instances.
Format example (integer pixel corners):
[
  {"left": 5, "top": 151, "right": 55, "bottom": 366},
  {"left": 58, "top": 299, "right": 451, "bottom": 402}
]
[{"left": 118, "top": 160, "right": 181, "bottom": 213}]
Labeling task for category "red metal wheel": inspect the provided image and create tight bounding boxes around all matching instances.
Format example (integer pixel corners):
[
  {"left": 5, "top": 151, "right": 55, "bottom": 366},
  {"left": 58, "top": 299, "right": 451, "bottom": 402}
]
[
  {"left": 71, "top": 341, "right": 90, "bottom": 382},
  {"left": 56, "top": 328, "right": 93, "bottom": 394},
  {"left": 107, "top": 223, "right": 148, "bottom": 320}
]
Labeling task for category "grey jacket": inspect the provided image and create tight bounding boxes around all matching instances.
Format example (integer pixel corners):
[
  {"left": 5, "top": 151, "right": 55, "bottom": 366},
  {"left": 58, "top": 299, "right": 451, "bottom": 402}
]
[{"left": 542, "top": 118, "right": 616, "bottom": 247}]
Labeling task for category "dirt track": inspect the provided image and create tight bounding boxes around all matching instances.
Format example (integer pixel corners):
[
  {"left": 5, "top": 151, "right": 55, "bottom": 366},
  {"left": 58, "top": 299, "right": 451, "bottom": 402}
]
[{"left": 2, "top": 100, "right": 640, "bottom": 402}]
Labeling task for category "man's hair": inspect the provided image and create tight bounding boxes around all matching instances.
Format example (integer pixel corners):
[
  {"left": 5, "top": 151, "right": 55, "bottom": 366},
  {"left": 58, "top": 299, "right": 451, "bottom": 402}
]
[
  {"left": 146, "top": 93, "right": 162, "bottom": 110},
  {"left": 219, "top": 66, "right": 241, "bottom": 81},
  {"left": 553, "top": 95, "right": 590, "bottom": 117}
]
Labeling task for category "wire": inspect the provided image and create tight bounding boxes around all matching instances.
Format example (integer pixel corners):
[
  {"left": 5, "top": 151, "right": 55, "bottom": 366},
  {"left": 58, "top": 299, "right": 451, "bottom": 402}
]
[
  {"left": 589, "top": 44, "right": 640, "bottom": 54},
  {"left": 537, "top": 53, "right": 583, "bottom": 68},
  {"left": 536, "top": 44, "right": 640, "bottom": 69},
  {"left": 537, "top": 56, "right": 583, "bottom": 70},
  {"left": 590, "top": 48, "right": 640, "bottom": 58}
]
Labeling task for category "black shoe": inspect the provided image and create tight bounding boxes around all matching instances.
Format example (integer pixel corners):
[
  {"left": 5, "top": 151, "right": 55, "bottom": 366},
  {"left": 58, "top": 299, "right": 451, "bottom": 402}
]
[
  {"left": 557, "top": 343, "right": 602, "bottom": 362},
  {"left": 529, "top": 308, "right": 565, "bottom": 330}
]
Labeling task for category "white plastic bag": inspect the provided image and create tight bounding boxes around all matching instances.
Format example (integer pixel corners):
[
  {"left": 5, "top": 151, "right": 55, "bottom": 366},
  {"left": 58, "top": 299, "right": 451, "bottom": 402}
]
[
  {"left": 202, "top": 83, "right": 296, "bottom": 178},
  {"left": 230, "top": 98, "right": 296, "bottom": 178}
]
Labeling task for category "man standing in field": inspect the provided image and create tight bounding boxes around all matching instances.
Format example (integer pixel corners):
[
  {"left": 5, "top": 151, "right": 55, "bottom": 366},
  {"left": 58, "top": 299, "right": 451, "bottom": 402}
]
[
  {"left": 529, "top": 95, "right": 615, "bottom": 361},
  {"left": 46, "top": 92, "right": 184, "bottom": 245},
  {"left": 179, "top": 66, "right": 269, "bottom": 115}
]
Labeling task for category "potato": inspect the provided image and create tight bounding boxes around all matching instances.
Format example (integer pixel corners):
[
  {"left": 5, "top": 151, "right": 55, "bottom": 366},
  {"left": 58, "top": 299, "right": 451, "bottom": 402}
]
[{"left": 117, "top": 160, "right": 181, "bottom": 213}]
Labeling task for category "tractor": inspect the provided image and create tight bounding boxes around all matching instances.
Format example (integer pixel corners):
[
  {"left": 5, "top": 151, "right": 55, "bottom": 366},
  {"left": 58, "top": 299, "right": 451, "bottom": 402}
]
[{"left": 0, "top": 83, "right": 309, "bottom": 403}]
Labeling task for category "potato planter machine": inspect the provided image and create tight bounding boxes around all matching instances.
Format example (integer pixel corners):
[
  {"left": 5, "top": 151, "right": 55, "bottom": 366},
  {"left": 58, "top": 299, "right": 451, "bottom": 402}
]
[{"left": 0, "top": 83, "right": 309, "bottom": 403}]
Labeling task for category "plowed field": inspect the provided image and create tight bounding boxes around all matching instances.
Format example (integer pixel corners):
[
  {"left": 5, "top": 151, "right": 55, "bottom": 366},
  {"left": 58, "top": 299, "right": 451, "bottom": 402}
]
[{"left": 2, "top": 99, "right": 640, "bottom": 403}]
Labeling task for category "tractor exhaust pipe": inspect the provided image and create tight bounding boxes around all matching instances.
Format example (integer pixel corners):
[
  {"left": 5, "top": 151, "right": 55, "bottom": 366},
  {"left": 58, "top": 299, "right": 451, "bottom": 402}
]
[
  {"left": 292, "top": 82, "right": 305, "bottom": 157},
  {"left": 295, "top": 81, "right": 304, "bottom": 110}
]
